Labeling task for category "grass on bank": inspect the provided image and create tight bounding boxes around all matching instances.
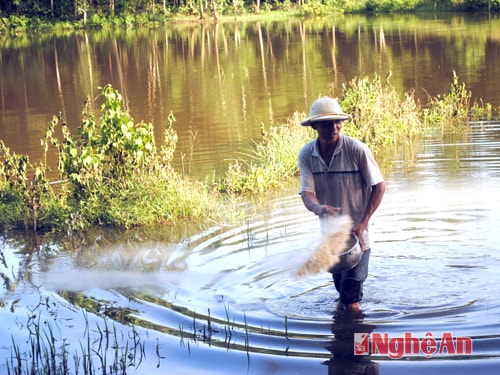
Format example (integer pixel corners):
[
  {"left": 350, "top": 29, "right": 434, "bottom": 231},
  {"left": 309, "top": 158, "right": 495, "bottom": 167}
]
[
  {"left": 0, "top": 85, "right": 228, "bottom": 232},
  {"left": 0, "top": 72, "right": 494, "bottom": 232}
]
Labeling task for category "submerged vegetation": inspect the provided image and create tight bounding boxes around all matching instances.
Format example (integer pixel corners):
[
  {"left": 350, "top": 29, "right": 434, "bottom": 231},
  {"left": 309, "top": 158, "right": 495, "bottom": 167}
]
[
  {"left": 6, "top": 309, "right": 150, "bottom": 375},
  {"left": 0, "top": 73, "right": 493, "bottom": 232}
]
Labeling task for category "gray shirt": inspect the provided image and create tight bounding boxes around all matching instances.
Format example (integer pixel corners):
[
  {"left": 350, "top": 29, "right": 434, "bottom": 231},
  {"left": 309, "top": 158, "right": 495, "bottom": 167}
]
[{"left": 298, "top": 135, "right": 384, "bottom": 249}]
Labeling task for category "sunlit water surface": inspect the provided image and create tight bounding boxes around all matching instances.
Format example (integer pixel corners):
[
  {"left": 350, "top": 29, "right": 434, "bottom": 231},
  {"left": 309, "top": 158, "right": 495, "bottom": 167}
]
[{"left": 1, "top": 123, "right": 500, "bottom": 374}]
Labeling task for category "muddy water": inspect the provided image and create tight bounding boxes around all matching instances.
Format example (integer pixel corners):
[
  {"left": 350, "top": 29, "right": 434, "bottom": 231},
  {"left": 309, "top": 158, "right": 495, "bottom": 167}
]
[{"left": 1, "top": 122, "right": 499, "bottom": 373}]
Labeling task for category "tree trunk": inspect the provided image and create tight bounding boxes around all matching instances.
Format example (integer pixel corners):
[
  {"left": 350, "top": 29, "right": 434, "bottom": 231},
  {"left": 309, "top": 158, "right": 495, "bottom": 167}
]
[
  {"left": 199, "top": 0, "right": 205, "bottom": 19},
  {"left": 211, "top": 0, "right": 220, "bottom": 22}
]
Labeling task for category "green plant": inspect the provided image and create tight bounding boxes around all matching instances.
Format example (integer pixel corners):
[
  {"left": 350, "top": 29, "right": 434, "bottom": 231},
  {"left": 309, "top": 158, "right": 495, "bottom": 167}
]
[
  {"left": 52, "top": 86, "right": 156, "bottom": 198},
  {"left": 298, "top": 0, "right": 344, "bottom": 16},
  {"left": 6, "top": 309, "right": 146, "bottom": 374},
  {"left": 340, "top": 72, "right": 424, "bottom": 150},
  {"left": 0, "top": 84, "right": 229, "bottom": 231},
  {"left": 423, "top": 70, "right": 492, "bottom": 129},
  {"left": 220, "top": 116, "right": 314, "bottom": 194},
  {"left": 0, "top": 141, "right": 32, "bottom": 229},
  {"left": 0, "top": 75, "right": 493, "bottom": 232}
]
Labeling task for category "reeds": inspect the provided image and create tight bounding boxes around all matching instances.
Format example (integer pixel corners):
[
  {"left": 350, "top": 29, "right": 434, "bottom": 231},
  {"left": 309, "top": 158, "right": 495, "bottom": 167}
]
[
  {"left": 6, "top": 312, "right": 147, "bottom": 375},
  {"left": 222, "top": 72, "right": 493, "bottom": 195},
  {"left": 7, "top": 296, "right": 307, "bottom": 374}
]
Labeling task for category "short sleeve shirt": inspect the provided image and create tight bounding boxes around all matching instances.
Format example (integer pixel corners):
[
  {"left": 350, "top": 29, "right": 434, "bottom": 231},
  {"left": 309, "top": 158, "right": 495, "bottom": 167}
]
[{"left": 298, "top": 135, "right": 384, "bottom": 249}]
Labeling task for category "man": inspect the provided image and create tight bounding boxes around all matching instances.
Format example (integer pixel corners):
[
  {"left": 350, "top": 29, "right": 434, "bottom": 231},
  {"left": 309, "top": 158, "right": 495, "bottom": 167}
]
[{"left": 298, "top": 97, "right": 385, "bottom": 313}]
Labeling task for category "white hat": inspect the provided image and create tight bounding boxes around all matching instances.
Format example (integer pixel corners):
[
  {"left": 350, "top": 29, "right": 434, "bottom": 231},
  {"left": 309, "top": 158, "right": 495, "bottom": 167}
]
[{"left": 300, "top": 97, "right": 351, "bottom": 126}]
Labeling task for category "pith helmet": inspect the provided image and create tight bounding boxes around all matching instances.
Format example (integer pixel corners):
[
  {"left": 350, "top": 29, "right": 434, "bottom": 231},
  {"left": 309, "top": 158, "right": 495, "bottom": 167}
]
[{"left": 300, "top": 97, "right": 352, "bottom": 126}]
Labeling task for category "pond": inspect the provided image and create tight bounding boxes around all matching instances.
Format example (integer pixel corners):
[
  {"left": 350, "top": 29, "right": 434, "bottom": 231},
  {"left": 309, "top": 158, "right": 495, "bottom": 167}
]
[
  {"left": 1, "top": 121, "right": 499, "bottom": 374},
  {"left": 1, "top": 12, "right": 500, "bottom": 375}
]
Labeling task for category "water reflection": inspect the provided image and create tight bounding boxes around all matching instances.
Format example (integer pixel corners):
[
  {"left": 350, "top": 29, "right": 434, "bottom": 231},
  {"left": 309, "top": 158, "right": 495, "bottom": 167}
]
[
  {"left": 325, "top": 309, "right": 379, "bottom": 375},
  {"left": 2, "top": 15, "right": 500, "bottom": 179}
]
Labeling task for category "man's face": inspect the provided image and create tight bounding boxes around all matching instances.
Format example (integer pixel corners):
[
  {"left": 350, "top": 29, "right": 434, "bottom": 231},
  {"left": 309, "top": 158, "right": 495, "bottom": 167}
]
[{"left": 312, "top": 120, "right": 343, "bottom": 142}]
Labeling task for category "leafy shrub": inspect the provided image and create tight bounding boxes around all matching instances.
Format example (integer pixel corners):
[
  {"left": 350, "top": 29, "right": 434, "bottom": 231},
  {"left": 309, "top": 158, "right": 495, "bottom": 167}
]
[
  {"left": 1, "top": 85, "right": 226, "bottom": 231},
  {"left": 423, "top": 70, "right": 492, "bottom": 129},
  {"left": 340, "top": 73, "right": 424, "bottom": 150},
  {"left": 0, "top": 141, "right": 32, "bottom": 229}
]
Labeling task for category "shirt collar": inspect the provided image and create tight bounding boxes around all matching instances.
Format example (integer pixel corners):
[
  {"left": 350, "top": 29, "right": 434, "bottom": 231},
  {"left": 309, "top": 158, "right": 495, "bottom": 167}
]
[{"left": 312, "top": 135, "right": 343, "bottom": 157}]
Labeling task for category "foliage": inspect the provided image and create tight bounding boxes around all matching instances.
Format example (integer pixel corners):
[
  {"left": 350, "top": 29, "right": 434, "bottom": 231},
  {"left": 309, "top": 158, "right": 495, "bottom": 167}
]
[
  {"left": 0, "top": 141, "right": 32, "bottom": 229},
  {"left": 450, "top": 0, "right": 500, "bottom": 11},
  {"left": 340, "top": 72, "right": 424, "bottom": 150},
  {"left": 52, "top": 86, "right": 156, "bottom": 198},
  {"left": 1, "top": 85, "right": 225, "bottom": 232},
  {"left": 6, "top": 308, "right": 149, "bottom": 375},
  {"left": 297, "top": 0, "right": 345, "bottom": 16},
  {"left": 422, "top": 70, "right": 492, "bottom": 128},
  {"left": 361, "top": 0, "right": 418, "bottom": 12},
  {"left": 220, "top": 117, "right": 314, "bottom": 194},
  {"left": 219, "top": 72, "right": 492, "bottom": 194}
]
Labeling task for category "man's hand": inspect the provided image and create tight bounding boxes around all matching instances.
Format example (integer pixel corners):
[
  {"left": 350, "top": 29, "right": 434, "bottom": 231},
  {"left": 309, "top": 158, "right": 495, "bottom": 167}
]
[
  {"left": 301, "top": 191, "right": 341, "bottom": 218},
  {"left": 317, "top": 205, "right": 341, "bottom": 218},
  {"left": 353, "top": 181, "right": 386, "bottom": 251},
  {"left": 352, "top": 222, "right": 367, "bottom": 250}
]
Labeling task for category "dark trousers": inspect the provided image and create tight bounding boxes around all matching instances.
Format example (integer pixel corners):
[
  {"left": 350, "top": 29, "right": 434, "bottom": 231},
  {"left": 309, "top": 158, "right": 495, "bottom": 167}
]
[{"left": 332, "top": 249, "right": 370, "bottom": 305}]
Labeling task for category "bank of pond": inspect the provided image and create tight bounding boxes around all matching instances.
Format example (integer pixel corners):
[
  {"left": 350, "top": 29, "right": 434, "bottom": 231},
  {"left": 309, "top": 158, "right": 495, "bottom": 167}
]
[{"left": 1, "top": 0, "right": 500, "bottom": 35}]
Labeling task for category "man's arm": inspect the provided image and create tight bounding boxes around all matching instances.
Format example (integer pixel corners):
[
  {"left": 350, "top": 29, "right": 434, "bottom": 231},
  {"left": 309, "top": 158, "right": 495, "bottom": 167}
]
[
  {"left": 300, "top": 191, "right": 341, "bottom": 217},
  {"left": 353, "top": 181, "right": 386, "bottom": 248}
]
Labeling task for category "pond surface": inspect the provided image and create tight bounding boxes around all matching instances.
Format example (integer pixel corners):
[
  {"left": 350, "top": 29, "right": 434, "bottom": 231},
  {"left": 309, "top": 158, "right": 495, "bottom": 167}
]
[
  {"left": 1, "top": 122, "right": 500, "bottom": 373},
  {"left": 1, "top": 12, "right": 500, "bottom": 374},
  {"left": 1, "top": 13, "right": 500, "bottom": 177}
]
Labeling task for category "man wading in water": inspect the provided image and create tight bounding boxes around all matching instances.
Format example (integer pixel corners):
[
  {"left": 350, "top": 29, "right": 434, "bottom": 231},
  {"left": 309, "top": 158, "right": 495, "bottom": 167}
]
[{"left": 298, "top": 97, "right": 385, "bottom": 313}]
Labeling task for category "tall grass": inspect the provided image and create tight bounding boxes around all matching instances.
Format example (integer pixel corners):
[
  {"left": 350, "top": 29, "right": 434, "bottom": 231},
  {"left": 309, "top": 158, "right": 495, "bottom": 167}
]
[
  {"left": 221, "top": 71, "right": 493, "bottom": 194},
  {"left": 0, "top": 74, "right": 493, "bottom": 232},
  {"left": 219, "top": 118, "right": 315, "bottom": 195},
  {"left": 339, "top": 72, "right": 424, "bottom": 150}
]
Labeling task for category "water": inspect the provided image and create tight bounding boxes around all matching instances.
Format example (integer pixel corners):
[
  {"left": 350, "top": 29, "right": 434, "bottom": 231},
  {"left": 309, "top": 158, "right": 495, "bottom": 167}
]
[
  {"left": 1, "top": 122, "right": 499, "bottom": 373},
  {"left": 1, "top": 14, "right": 500, "bottom": 179},
  {"left": 1, "top": 12, "right": 500, "bottom": 374}
]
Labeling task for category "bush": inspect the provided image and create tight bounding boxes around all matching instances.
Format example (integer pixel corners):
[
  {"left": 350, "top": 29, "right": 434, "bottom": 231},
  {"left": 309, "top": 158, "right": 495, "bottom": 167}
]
[
  {"left": 1, "top": 85, "right": 226, "bottom": 232},
  {"left": 423, "top": 70, "right": 492, "bottom": 129},
  {"left": 219, "top": 116, "right": 314, "bottom": 194}
]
